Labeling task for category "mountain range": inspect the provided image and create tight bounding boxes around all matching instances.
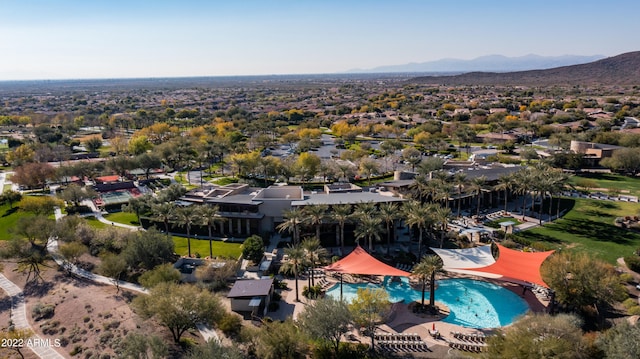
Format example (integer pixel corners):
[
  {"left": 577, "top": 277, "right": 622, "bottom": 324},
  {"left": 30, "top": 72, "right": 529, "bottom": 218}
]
[
  {"left": 410, "top": 51, "right": 640, "bottom": 86},
  {"left": 349, "top": 54, "right": 605, "bottom": 73}
]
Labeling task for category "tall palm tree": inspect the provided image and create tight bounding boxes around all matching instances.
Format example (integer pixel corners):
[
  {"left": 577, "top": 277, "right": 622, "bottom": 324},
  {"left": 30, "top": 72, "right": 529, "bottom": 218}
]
[
  {"left": 378, "top": 202, "right": 399, "bottom": 254},
  {"left": 453, "top": 172, "right": 467, "bottom": 217},
  {"left": 354, "top": 214, "right": 382, "bottom": 252},
  {"left": 433, "top": 204, "right": 451, "bottom": 248},
  {"left": 331, "top": 204, "right": 352, "bottom": 250},
  {"left": 174, "top": 205, "right": 198, "bottom": 257},
  {"left": 403, "top": 200, "right": 433, "bottom": 257},
  {"left": 302, "top": 237, "right": 328, "bottom": 287},
  {"left": 469, "top": 176, "right": 487, "bottom": 217},
  {"left": 495, "top": 174, "right": 515, "bottom": 213},
  {"left": 353, "top": 201, "right": 376, "bottom": 219},
  {"left": 281, "top": 244, "right": 306, "bottom": 302},
  {"left": 514, "top": 169, "right": 532, "bottom": 220},
  {"left": 411, "top": 255, "right": 444, "bottom": 308},
  {"left": 277, "top": 207, "right": 305, "bottom": 244},
  {"left": 304, "top": 204, "right": 328, "bottom": 242},
  {"left": 197, "top": 204, "right": 226, "bottom": 258},
  {"left": 151, "top": 202, "right": 176, "bottom": 237}
]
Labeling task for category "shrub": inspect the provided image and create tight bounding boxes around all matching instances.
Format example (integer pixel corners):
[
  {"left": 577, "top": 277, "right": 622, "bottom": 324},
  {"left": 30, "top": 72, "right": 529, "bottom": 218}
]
[
  {"left": 628, "top": 306, "right": 640, "bottom": 316},
  {"left": 218, "top": 313, "right": 242, "bottom": 338},
  {"left": 302, "top": 284, "right": 322, "bottom": 299},
  {"left": 619, "top": 273, "right": 634, "bottom": 284},
  {"left": 623, "top": 298, "right": 638, "bottom": 309},
  {"left": 624, "top": 255, "right": 640, "bottom": 273},
  {"left": 32, "top": 303, "right": 56, "bottom": 321}
]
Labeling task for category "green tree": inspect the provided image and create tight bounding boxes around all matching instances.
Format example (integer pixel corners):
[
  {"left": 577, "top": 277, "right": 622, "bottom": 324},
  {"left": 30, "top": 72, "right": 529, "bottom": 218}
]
[
  {"left": 411, "top": 255, "right": 444, "bottom": 309},
  {"left": 277, "top": 207, "right": 304, "bottom": 244},
  {"left": 17, "top": 195, "right": 61, "bottom": 215},
  {"left": 122, "top": 195, "right": 151, "bottom": 225},
  {"left": 330, "top": 203, "right": 352, "bottom": 250},
  {"left": 299, "top": 297, "right": 353, "bottom": 357},
  {"left": 304, "top": 204, "right": 328, "bottom": 243},
  {"left": 134, "top": 282, "right": 223, "bottom": 343},
  {"left": 349, "top": 287, "right": 391, "bottom": 351},
  {"left": 84, "top": 136, "right": 103, "bottom": 153},
  {"left": 186, "top": 339, "right": 244, "bottom": 359},
  {"left": 174, "top": 205, "right": 198, "bottom": 258},
  {"left": 354, "top": 213, "right": 382, "bottom": 253},
  {"left": 596, "top": 320, "right": 640, "bottom": 359},
  {"left": 99, "top": 252, "right": 128, "bottom": 293},
  {"left": 0, "top": 327, "right": 33, "bottom": 359},
  {"left": 58, "top": 183, "right": 97, "bottom": 207},
  {"left": 358, "top": 158, "right": 380, "bottom": 186},
  {"left": 257, "top": 318, "right": 307, "bottom": 359},
  {"left": 116, "top": 333, "right": 168, "bottom": 359},
  {"left": 542, "top": 251, "right": 626, "bottom": 316},
  {"left": 58, "top": 241, "right": 88, "bottom": 272},
  {"left": 280, "top": 244, "right": 306, "bottom": 302},
  {"left": 135, "top": 153, "right": 162, "bottom": 179},
  {"left": 378, "top": 202, "right": 398, "bottom": 254},
  {"left": 0, "top": 189, "right": 22, "bottom": 209},
  {"left": 485, "top": 313, "right": 593, "bottom": 359},
  {"left": 295, "top": 152, "right": 321, "bottom": 182},
  {"left": 242, "top": 234, "right": 264, "bottom": 264},
  {"left": 138, "top": 263, "right": 181, "bottom": 289},
  {"left": 150, "top": 202, "right": 176, "bottom": 237},
  {"left": 197, "top": 204, "right": 225, "bottom": 258},
  {"left": 122, "top": 228, "right": 175, "bottom": 271}
]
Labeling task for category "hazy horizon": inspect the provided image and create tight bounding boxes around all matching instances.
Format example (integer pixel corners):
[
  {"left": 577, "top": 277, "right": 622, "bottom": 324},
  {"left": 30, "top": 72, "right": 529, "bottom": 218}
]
[{"left": 0, "top": 0, "right": 636, "bottom": 81}]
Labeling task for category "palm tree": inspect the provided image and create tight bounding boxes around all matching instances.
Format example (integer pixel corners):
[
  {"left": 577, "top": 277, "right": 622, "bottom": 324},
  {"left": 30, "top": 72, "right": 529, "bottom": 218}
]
[
  {"left": 514, "top": 169, "right": 532, "bottom": 220},
  {"left": 411, "top": 255, "right": 444, "bottom": 309},
  {"left": 353, "top": 201, "right": 376, "bottom": 220},
  {"left": 433, "top": 204, "right": 451, "bottom": 248},
  {"left": 354, "top": 214, "right": 382, "bottom": 252},
  {"left": 302, "top": 237, "right": 328, "bottom": 287},
  {"left": 331, "top": 204, "right": 352, "bottom": 250},
  {"left": 378, "top": 202, "right": 399, "bottom": 253},
  {"left": 495, "top": 174, "right": 515, "bottom": 213},
  {"left": 403, "top": 200, "right": 433, "bottom": 257},
  {"left": 277, "top": 207, "right": 304, "bottom": 244},
  {"left": 174, "top": 205, "right": 197, "bottom": 257},
  {"left": 453, "top": 172, "right": 467, "bottom": 217},
  {"left": 151, "top": 202, "right": 176, "bottom": 237},
  {"left": 304, "top": 204, "right": 328, "bottom": 243},
  {"left": 281, "top": 244, "right": 306, "bottom": 302},
  {"left": 197, "top": 205, "right": 226, "bottom": 258},
  {"left": 469, "top": 176, "right": 487, "bottom": 217}
]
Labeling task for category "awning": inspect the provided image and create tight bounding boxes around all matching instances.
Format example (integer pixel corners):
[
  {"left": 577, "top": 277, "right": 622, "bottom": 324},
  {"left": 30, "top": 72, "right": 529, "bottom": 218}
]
[{"left": 323, "top": 246, "right": 410, "bottom": 277}]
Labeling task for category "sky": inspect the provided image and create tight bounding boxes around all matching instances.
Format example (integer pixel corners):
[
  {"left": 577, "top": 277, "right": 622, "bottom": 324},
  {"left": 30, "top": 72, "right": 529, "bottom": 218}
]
[{"left": 0, "top": 0, "right": 638, "bottom": 80}]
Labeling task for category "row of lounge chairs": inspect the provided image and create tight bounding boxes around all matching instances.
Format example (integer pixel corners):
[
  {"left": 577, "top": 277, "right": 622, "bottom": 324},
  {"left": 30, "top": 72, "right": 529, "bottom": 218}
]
[
  {"left": 375, "top": 333, "right": 421, "bottom": 341},
  {"left": 449, "top": 342, "right": 485, "bottom": 352},
  {"left": 375, "top": 333, "right": 428, "bottom": 352},
  {"left": 450, "top": 331, "right": 486, "bottom": 343},
  {"left": 378, "top": 340, "right": 429, "bottom": 352},
  {"left": 395, "top": 263, "right": 414, "bottom": 272},
  {"left": 304, "top": 269, "right": 325, "bottom": 279},
  {"left": 315, "top": 278, "right": 334, "bottom": 290}
]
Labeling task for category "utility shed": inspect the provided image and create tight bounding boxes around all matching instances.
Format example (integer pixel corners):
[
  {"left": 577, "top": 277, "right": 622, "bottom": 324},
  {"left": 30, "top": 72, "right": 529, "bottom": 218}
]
[{"left": 227, "top": 278, "right": 274, "bottom": 317}]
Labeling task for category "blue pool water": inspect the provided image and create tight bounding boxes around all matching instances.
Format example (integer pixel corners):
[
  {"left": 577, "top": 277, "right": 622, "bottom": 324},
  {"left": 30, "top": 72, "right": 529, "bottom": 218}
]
[{"left": 326, "top": 277, "right": 528, "bottom": 329}]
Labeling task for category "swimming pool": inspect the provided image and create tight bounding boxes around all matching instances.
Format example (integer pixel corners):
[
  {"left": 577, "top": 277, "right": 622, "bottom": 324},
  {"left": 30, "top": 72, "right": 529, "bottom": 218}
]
[{"left": 325, "top": 277, "right": 528, "bottom": 329}]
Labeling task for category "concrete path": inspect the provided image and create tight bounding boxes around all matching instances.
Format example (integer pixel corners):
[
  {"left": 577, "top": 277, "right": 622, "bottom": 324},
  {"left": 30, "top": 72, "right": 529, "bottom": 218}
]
[
  {"left": 52, "top": 206, "right": 219, "bottom": 343},
  {"left": 0, "top": 274, "right": 67, "bottom": 359}
]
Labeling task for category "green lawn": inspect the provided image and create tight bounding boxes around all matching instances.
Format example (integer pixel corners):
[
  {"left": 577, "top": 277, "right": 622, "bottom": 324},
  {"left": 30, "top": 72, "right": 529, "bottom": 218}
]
[
  {"left": 172, "top": 235, "right": 242, "bottom": 259},
  {"left": 570, "top": 173, "right": 640, "bottom": 197},
  {"left": 104, "top": 212, "right": 139, "bottom": 226},
  {"left": 85, "top": 216, "right": 109, "bottom": 229},
  {"left": 515, "top": 198, "right": 640, "bottom": 264},
  {"left": 485, "top": 217, "right": 522, "bottom": 229},
  {"left": 0, "top": 203, "right": 25, "bottom": 240}
]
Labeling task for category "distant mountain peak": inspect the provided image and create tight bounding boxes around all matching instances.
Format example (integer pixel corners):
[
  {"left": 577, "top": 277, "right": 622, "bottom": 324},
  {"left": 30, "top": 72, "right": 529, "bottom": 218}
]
[{"left": 349, "top": 54, "right": 606, "bottom": 73}]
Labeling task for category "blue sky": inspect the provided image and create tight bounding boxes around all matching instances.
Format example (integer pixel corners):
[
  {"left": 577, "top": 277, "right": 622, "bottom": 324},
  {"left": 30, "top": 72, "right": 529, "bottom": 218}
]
[{"left": 0, "top": 0, "right": 637, "bottom": 80}]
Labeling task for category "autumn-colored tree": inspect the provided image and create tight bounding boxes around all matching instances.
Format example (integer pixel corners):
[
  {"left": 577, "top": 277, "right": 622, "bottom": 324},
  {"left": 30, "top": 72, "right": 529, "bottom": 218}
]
[{"left": 11, "top": 162, "right": 56, "bottom": 189}]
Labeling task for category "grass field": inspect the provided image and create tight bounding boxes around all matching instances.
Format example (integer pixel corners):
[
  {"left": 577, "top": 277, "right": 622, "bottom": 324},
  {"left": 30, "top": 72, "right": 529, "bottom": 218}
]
[
  {"left": 104, "top": 211, "right": 139, "bottom": 226},
  {"left": 0, "top": 203, "right": 23, "bottom": 240},
  {"left": 172, "top": 235, "right": 242, "bottom": 259},
  {"left": 515, "top": 198, "right": 640, "bottom": 264},
  {"left": 85, "top": 216, "right": 109, "bottom": 229},
  {"left": 570, "top": 173, "right": 640, "bottom": 196}
]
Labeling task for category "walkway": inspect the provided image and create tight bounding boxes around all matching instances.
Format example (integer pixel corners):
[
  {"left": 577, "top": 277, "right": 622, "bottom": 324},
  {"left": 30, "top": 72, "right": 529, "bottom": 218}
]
[
  {"left": 0, "top": 274, "right": 66, "bottom": 359},
  {"left": 51, "top": 206, "right": 219, "bottom": 343}
]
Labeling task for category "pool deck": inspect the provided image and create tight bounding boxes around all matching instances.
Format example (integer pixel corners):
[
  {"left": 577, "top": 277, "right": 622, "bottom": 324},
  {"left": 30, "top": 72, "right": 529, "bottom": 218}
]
[{"left": 272, "top": 273, "right": 550, "bottom": 357}]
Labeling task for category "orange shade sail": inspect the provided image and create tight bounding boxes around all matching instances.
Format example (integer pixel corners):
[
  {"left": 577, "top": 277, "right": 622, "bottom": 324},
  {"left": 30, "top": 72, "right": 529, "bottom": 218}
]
[{"left": 323, "top": 246, "right": 410, "bottom": 277}]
